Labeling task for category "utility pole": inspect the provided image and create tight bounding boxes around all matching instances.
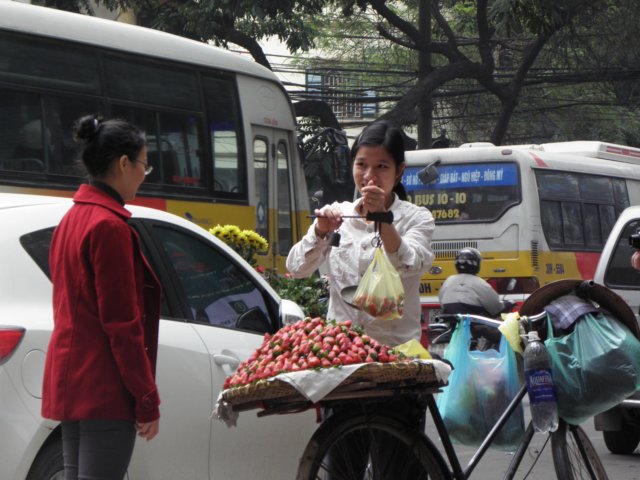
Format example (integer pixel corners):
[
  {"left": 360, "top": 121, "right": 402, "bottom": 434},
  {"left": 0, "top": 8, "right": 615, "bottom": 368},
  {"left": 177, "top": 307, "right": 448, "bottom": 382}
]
[{"left": 417, "top": 0, "right": 432, "bottom": 149}]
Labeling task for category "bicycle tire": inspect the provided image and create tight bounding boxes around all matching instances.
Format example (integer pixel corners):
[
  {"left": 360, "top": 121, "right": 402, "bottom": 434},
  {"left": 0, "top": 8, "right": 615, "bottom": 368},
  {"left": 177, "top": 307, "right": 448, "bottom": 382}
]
[
  {"left": 551, "top": 419, "right": 609, "bottom": 480},
  {"left": 296, "top": 408, "right": 449, "bottom": 480}
]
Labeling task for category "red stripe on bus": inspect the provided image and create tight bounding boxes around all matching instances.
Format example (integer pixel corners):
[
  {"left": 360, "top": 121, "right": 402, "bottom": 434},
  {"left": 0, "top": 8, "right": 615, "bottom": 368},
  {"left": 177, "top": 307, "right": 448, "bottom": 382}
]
[
  {"left": 575, "top": 252, "right": 601, "bottom": 279},
  {"left": 605, "top": 146, "right": 640, "bottom": 158},
  {"left": 129, "top": 197, "right": 167, "bottom": 211},
  {"left": 529, "top": 152, "right": 548, "bottom": 167}
]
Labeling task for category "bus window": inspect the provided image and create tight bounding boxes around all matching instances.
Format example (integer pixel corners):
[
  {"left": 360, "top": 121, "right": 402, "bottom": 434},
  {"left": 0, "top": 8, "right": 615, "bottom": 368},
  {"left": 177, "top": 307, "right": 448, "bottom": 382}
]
[
  {"left": 0, "top": 34, "right": 99, "bottom": 94},
  {"left": 0, "top": 90, "right": 99, "bottom": 176},
  {"left": 44, "top": 96, "right": 101, "bottom": 176},
  {"left": 203, "top": 75, "right": 244, "bottom": 196},
  {"left": 104, "top": 55, "right": 199, "bottom": 111},
  {"left": 536, "top": 170, "right": 629, "bottom": 251},
  {"left": 0, "top": 90, "right": 44, "bottom": 172},
  {"left": 402, "top": 162, "right": 521, "bottom": 223},
  {"left": 253, "top": 137, "right": 269, "bottom": 244},
  {"left": 157, "top": 113, "right": 202, "bottom": 188},
  {"left": 276, "top": 141, "right": 292, "bottom": 255},
  {"left": 111, "top": 106, "right": 204, "bottom": 190}
]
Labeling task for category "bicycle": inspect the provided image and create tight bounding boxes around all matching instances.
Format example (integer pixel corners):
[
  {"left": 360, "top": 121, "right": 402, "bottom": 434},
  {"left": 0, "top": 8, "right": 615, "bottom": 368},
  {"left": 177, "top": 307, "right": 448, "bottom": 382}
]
[
  {"left": 225, "top": 280, "right": 638, "bottom": 479},
  {"left": 294, "top": 311, "right": 607, "bottom": 480}
]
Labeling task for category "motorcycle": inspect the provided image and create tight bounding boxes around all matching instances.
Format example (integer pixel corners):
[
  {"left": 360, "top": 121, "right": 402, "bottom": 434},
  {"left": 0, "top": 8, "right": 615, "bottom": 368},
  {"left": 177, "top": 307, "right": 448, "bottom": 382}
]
[{"left": 428, "top": 278, "right": 517, "bottom": 358}]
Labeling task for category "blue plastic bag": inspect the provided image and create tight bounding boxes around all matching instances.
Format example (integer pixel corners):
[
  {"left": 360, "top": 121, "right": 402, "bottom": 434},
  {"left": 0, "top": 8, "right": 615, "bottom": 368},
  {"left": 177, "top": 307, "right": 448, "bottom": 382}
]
[
  {"left": 436, "top": 317, "right": 524, "bottom": 451},
  {"left": 545, "top": 312, "right": 640, "bottom": 425}
]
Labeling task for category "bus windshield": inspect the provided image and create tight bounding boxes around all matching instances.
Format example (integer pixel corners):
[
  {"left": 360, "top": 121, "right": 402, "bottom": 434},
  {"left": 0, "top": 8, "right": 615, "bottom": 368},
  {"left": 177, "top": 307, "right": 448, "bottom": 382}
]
[{"left": 402, "top": 162, "right": 521, "bottom": 223}]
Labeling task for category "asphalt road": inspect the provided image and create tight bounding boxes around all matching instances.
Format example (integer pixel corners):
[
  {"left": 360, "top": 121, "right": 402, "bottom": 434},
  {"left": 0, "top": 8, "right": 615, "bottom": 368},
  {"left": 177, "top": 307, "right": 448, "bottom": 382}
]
[{"left": 424, "top": 399, "right": 640, "bottom": 479}]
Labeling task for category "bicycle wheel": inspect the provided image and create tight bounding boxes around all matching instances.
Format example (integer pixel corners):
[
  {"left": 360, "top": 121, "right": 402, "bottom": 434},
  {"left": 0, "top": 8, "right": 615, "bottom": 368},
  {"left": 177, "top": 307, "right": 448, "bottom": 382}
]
[
  {"left": 296, "top": 408, "right": 449, "bottom": 480},
  {"left": 551, "top": 419, "right": 609, "bottom": 480}
]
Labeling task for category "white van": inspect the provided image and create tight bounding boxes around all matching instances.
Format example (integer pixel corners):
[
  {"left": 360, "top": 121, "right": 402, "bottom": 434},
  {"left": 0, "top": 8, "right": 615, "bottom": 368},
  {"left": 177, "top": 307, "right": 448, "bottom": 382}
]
[{"left": 592, "top": 205, "right": 640, "bottom": 455}]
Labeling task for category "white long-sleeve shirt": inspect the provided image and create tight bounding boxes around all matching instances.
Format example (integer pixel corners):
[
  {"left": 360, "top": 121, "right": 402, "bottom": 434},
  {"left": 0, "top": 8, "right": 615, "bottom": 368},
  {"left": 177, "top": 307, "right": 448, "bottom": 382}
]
[{"left": 286, "top": 195, "right": 435, "bottom": 346}]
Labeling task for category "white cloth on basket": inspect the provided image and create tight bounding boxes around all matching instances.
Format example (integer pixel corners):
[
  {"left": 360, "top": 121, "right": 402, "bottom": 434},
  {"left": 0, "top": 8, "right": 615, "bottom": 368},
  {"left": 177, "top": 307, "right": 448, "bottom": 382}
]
[{"left": 212, "top": 359, "right": 452, "bottom": 428}]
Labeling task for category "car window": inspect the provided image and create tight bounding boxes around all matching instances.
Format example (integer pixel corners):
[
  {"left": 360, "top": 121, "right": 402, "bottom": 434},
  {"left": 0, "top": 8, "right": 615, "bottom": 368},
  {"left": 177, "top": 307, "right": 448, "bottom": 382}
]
[
  {"left": 150, "top": 224, "right": 275, "bottom": 333},
  {"left": 603, "top": 218, "right": 640, "bottom": 289},
  {"left": 19, "top": 225, "right": 174, "bottom": 317},
  {"left": 20, "top": 227, "right": 54, "bottom": 278}
]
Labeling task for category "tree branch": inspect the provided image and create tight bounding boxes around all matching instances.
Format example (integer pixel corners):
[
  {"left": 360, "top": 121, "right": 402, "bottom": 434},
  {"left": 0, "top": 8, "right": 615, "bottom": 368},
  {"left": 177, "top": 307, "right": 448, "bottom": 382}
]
[{"left": 219, "top": 27, "right": 272, "bottom": 70}]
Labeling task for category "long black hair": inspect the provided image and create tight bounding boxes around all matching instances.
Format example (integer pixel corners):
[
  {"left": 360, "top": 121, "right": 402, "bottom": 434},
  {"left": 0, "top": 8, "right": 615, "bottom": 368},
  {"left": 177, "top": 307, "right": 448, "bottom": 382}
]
[
  {"left": 73, "top": 114, "right": 146, "bottom": 178},
  {"left": 350, "top": 120, "right": 407, "bottom": 200}
]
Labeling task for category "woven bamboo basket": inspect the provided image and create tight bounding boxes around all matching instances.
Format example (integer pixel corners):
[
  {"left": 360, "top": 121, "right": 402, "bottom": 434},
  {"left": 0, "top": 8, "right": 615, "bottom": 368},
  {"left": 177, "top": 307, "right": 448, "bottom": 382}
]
[{"left": 221, "top": 361, "right": 441, "bottom": 407}]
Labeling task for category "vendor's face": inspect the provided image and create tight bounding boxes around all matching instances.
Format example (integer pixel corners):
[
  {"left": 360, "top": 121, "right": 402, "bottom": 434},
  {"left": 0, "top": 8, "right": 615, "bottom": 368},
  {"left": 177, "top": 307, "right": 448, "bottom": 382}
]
[{"left": 353, "top": 145, "right": 403, "bottom": 197}]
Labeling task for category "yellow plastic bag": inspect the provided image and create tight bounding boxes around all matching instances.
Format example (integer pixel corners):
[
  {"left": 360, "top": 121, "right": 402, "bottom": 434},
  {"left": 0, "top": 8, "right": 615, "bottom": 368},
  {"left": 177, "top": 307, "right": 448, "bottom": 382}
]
[
  {"left": 395, "top": 338, "right": 432, "bottom": 359},
  {"left": 499, "top": 311, "right": 523, "bottom": 355},
  {"left": 351, "top": 247, "right": 405, "bottom": 320}
]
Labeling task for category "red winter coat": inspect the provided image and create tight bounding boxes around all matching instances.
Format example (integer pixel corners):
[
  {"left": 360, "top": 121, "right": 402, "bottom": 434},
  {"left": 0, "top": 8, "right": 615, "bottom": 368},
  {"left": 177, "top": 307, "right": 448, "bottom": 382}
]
[{"left": 42, "top": 184, "right": 162, "bottom": 423}]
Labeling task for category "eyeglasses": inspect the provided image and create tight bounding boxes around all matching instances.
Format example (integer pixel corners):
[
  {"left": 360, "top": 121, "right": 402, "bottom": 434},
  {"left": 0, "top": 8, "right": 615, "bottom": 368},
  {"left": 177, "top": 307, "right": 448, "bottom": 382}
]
[{"left": 138, "top": 160, "right": 153, "bottom": 176}]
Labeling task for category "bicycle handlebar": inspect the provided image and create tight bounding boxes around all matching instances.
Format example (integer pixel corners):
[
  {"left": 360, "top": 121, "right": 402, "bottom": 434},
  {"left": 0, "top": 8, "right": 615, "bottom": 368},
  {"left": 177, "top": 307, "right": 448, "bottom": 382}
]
[
  {"left": 430, "top": 311, "right": 548, "bottom": 346},
  {"left": 435, "top": 310, "right": 546, "bottom": 328}
]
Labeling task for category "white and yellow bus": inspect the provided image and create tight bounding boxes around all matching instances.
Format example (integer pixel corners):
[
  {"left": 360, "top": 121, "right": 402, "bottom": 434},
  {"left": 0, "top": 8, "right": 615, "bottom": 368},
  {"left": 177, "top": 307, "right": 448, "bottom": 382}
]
[
  {"left": 0, "top": 1, "right": 309, "bottom": 271},
  {"left": 403, "top": 141, "right": 640, "bottom": 325}
]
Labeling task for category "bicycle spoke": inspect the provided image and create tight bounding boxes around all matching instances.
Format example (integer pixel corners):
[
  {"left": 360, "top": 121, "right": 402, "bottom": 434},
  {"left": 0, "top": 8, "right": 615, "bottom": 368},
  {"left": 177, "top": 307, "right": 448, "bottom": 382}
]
[
  {"left": 297, "top": 409, "right": 447, "bottom": 480},
  {"left": 551, "top": 420, "right": 609, "bottom": 480},
  {"left": 565, "top": 425, "right": 600, "bottom": 479}
]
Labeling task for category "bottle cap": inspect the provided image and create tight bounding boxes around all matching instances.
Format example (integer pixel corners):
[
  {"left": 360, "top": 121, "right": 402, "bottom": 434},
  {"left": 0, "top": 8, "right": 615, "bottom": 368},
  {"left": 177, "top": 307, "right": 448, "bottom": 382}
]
[{"left": 527, "top": 330, "right": 540, "bottom": 342}]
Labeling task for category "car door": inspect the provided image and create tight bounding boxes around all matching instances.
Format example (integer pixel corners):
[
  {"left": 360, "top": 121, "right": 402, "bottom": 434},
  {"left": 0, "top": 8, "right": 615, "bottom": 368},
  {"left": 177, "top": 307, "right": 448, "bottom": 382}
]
[
  {"left": 126, "top": 220, "right": 213, "bottom": 480},
  {"left": 142, "top": 220, "right": 316, "bottom": 480}
]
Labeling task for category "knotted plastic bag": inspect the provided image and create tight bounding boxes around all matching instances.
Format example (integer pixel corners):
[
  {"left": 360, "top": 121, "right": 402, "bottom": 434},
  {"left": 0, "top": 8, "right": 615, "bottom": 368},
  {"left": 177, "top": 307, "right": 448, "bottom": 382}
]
[
  {"left": 395, "top": 338, "right": 432, "bottom": 360},
  {"left": 351, "top": 247, "right": 405, "bottom": 320},
  {"left": 436, "top": 317, "right": 524, "bottom": 451},
  {"left": 545, "top": 312, "right": 640, "bottom": 425}
]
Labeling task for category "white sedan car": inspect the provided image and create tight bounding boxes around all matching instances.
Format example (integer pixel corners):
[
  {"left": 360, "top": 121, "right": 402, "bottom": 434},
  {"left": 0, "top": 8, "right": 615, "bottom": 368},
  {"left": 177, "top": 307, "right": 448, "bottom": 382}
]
[{"left": 0, "top": 193, "right": 316, "bottom": 480}]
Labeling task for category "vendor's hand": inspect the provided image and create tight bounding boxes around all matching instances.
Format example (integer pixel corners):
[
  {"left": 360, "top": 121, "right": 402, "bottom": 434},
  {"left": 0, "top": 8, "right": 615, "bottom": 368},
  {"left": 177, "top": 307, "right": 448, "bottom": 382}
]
[
  {"left": 632, "top": 251, "right": 640, "bottom": 271},
  {"left": 360, "top": 180, "right": 387, "bottom": 213},
  {"left": 314, "top": 206, "right": 342, "bottom": 238}
]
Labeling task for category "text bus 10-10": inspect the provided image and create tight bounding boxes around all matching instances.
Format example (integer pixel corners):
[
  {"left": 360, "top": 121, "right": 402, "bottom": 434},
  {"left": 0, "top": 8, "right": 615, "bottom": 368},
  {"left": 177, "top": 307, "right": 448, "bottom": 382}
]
[
  {"left": 403, "top": 141, "right": 640, "bottom": 329},
  {"left": 0, "top": 1, "right": 310, "bottom": 273}
]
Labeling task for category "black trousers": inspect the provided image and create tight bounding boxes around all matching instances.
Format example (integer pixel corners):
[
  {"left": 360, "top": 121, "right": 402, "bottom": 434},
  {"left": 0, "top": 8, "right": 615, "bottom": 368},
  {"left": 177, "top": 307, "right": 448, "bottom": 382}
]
[{"left": 61, "top": 419, "right": 136, "bottom": 480}]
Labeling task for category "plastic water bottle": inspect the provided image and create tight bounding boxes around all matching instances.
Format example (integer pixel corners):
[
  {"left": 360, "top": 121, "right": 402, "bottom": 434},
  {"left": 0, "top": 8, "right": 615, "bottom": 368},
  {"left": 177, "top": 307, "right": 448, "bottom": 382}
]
[{"left": 523, "top": 331, "right": 559, "bottom": 433}]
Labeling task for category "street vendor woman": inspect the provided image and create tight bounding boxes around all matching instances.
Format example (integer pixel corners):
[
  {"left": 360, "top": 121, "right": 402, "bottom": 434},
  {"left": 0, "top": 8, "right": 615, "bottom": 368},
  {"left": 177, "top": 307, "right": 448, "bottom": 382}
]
[{"left": 286, "top": 120, "right": 435, "bottom": 347}]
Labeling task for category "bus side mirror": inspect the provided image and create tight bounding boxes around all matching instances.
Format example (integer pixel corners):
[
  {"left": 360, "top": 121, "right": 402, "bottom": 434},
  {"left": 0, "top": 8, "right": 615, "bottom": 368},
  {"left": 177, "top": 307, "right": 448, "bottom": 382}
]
[{"left": 418, "top": 159, "right": 441, "bottom": 184}]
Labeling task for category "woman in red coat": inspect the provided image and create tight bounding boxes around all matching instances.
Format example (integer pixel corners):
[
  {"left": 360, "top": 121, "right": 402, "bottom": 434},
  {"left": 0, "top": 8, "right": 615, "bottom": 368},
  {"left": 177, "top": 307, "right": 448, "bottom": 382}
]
[{"left": 42, "top": 115, "right": 162, "bottom": 480}]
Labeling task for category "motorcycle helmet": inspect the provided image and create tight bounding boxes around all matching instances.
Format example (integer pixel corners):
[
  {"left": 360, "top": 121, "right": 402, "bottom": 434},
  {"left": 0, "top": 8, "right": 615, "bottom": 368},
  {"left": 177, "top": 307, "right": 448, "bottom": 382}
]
[{"left": 455, "top": 248, "right": 482, "bottom": 274}]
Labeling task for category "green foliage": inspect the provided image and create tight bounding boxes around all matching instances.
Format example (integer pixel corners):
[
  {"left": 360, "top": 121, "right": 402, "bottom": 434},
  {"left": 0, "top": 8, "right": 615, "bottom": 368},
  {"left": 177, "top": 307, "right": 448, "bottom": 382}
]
[
  {"left": 100, "top": 0, "right": 325, "bottom": 64},
  {"left": 263, "top": 269, "right": 329, "bottom": 318},
  {"left": 209, "top": 224, "right": 328, "bottom": 317}
]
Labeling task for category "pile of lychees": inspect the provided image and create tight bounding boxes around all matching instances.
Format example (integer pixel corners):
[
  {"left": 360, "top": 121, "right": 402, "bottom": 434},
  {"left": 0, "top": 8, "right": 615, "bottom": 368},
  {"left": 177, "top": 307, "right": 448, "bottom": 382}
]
[{"left": 224, "top": 317, "right": 408, "bottom": 388}]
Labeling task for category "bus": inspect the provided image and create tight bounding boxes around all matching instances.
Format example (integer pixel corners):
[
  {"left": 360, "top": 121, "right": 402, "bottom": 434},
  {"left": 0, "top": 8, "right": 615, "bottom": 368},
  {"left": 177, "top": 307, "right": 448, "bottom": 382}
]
[
  {"left": 402, "top": 141, "right": 640, "bottom": 327},
  {"left": 0, "top": 1, "right": 310, "bottom": 271}
]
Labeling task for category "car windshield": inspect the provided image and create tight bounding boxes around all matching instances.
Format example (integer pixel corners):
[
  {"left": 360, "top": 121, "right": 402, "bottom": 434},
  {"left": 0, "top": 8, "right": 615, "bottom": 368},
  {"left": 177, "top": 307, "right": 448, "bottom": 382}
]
[
  {"left": 402, "top": 162, "right": 521, "bottom": 223},
  {"left": 604, "top": 218, "right": 640, "bottom": 288}
]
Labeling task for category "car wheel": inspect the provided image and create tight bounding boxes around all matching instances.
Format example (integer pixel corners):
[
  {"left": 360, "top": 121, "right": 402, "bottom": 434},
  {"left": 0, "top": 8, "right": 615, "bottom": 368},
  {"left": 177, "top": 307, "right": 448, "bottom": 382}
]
[
  {"left": 603, "top": 426, "right": 640, "bottom": 455},
  {"left": 26, "top": 437, "right": 64, "bottom": 480}
]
